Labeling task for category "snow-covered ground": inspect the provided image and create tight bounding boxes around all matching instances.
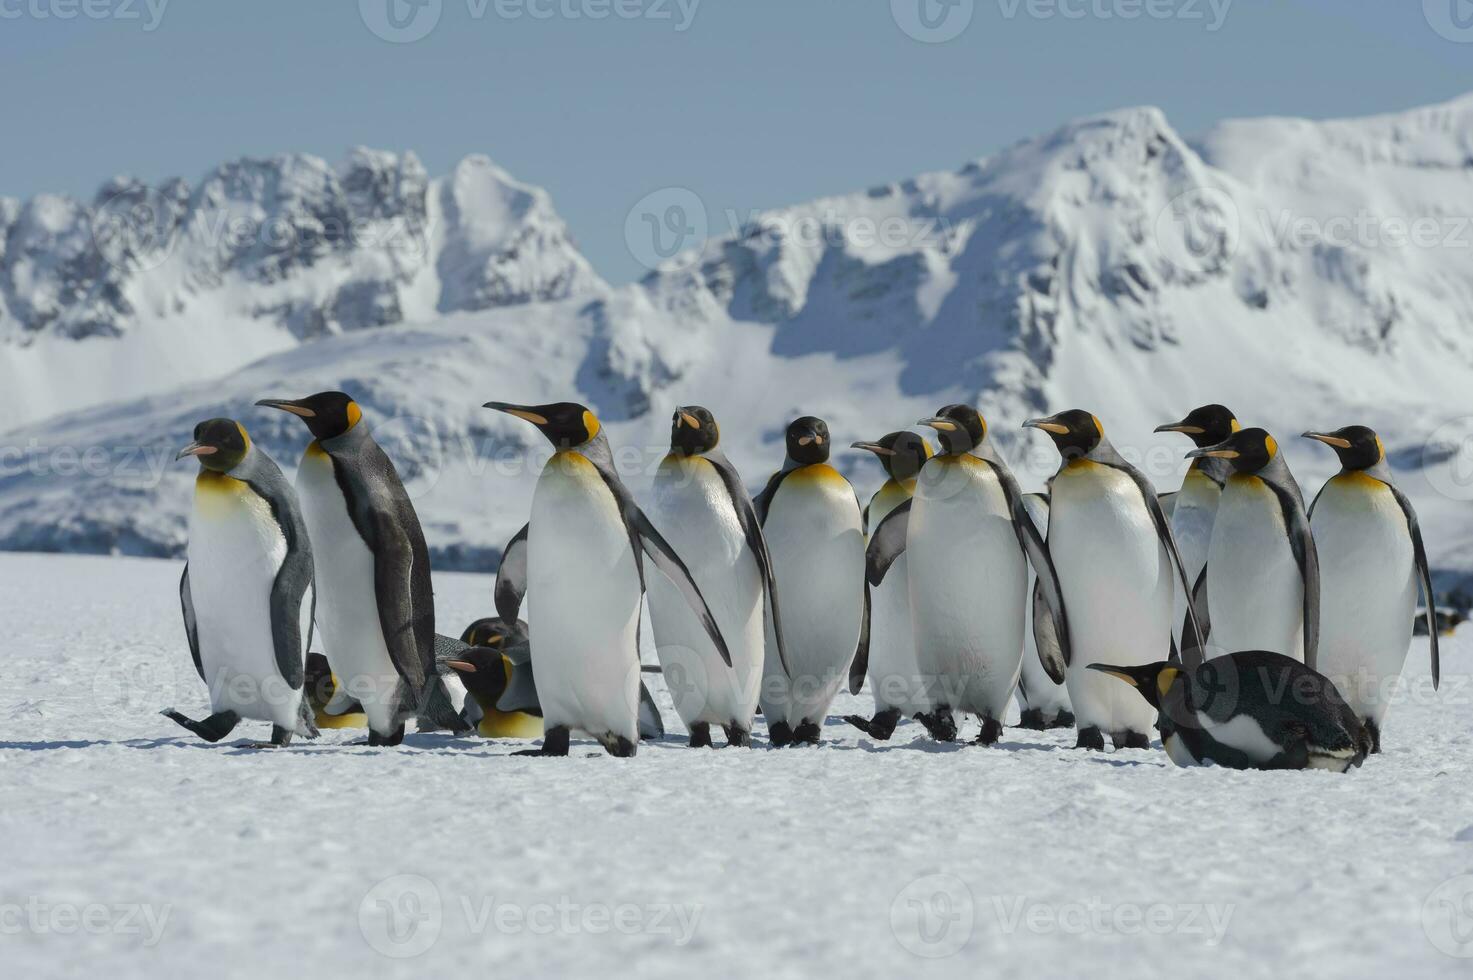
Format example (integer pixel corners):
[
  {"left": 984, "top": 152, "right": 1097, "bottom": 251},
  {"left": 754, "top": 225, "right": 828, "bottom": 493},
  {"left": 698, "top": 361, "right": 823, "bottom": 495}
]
[{"left": 2, "top": 552, "right": 1470, "bottom": 977}]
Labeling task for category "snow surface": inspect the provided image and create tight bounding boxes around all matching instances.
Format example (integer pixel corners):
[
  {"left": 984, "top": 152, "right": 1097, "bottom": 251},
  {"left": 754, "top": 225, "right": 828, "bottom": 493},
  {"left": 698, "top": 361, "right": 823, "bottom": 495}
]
[{"left": 3, "top": 552, "right": 1470, "bottom": 977}]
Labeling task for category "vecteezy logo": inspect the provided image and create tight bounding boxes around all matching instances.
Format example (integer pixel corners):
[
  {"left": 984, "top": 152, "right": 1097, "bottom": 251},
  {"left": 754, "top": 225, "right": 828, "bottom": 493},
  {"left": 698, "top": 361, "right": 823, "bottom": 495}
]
[
  {"left": 1424, "top": 0, "right": 1473, "bottom": 43},
  {"left": 891, "top": 0, "right": 974, "bottom": 43},
  {"left": 360, "top": 0, "right": 442, "bottom": 43},
  {"left": 890, "top": 873, "right": 974, "bottom": 958},
  {"left": 359, "top": 874, "right": 442, "bottom": 958},
  {"left": 1423, "top": 873, "right": 1473, "bottom": 957},
  {"left": 1153, "top": 186, "right": 1240, "bottom": 277},
  {"left": 1423, "top": 418, "right": 1473, "bottom": 502},
  {"left": 624, "top": 188, "right": 708, "bottom": 273}
]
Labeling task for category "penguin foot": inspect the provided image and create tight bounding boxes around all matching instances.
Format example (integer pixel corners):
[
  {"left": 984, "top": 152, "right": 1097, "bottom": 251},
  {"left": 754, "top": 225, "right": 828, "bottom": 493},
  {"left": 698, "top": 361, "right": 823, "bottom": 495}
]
[
  {"left": 160, "top": 708, "right": 240, "bottom": 743},
  {"left": 792, "top": 721, "right": 822, "bottom": 745},
  {"left": 604, "top": 736, "right": 637, "bottom": 758},
  {"left": 767, "top": 721, "right": 794, "bottom": 748},
  {"left": 914, "top": 708, "right": 958, "bottom": 742},
  {"left": 974, "top": 717, "right": 1003, "bottom": 746},
  {"left": 367, "top": 725, "right": 405, "bottom": 748},
  {"left": 1017, "top": 708, "right": 1046, "bottom": 731},
  {"left": 1054, "top": 710, "right": 1076, "bottom": 729},
  {"left": 1075, "top": 726, "right": 1106, "bottom": 751},
  {"left": 513, "top": 726, "right": 571, "bottom": 757},
  {"left": 1366, "top": 719, "right": 1382, "bottom": 755},
  {"left": 842, "top": 707, "right": 901, "bottom": 740},
  {"left": 270, "top": 725, "right": 294, "bottom": 748},
  {"left": 689, "top": 723, "right": 713, "bottom": 749},
  {"left": 723, "top": 724, "right": 751, "bottom": 748},
  {"left": 1118, "top": 730, "right": 1151, "bottom": 750}
]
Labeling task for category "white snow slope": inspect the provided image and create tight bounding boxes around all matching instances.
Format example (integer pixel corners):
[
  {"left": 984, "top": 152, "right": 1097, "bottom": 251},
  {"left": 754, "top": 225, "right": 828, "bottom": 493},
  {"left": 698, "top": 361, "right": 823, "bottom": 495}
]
[
  {"left": 1, "top": 553, "right": 1469, "bottom": 977},
  {"left": 4, "top": 94, "right": 1473, "bottom": 586}
]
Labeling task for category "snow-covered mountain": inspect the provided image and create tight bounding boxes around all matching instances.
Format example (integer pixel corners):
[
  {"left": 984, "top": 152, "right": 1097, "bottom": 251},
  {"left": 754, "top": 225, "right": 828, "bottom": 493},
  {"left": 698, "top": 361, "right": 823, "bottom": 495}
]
[
  {"left": 4, "top": 94, "right": 1473, "bottom": 587},
  {"left": 0, "top": 149, "right": 602, "bottom": 427}
]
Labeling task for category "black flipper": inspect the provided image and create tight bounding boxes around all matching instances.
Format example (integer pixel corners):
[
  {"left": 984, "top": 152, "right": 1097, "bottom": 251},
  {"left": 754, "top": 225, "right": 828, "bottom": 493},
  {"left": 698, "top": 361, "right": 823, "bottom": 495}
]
[
  {"left": 1271, "top": 485, "right": 1320, "bottom": 671},
  {"left": 495, "top": 523, "right": 530, "bottom": 624},
  {"left": 1191, "top": 565, "right": 1211, "bottom": 643},
  {"left": 362, "top": 506, "right": 431, "bottom": 693},
  {"left": 1031, "top": 577, "right": 1066, "bottom": 684},
  {"left": 627, "top": 506, "right": 733, "bottom": 667},
  {"left": 638, "top": 681, "right": 665, "bottom": 740},
  {"left": 267, "top": 550, "right": 311, "bottom": 694},
  {"left": 706, "top": 450, "right": 790, "bottom": 675},
  {"left": 161, "top": 708, "right": 240, "bottom": 743},
  {"left": 865, "top": 498, "right": 911, "bottom": 587},
  {"left": 849, "top": 583, "right": 871, "bottom": 695},
  {"left": 179, "top": 565, "right": 204, "bottom": 682},
  {"left": 753, "top": 468, "right": 792, "bottom": 526},
  {"left": 1385, "top": 483, "right": 1440, "bottom": 688}
]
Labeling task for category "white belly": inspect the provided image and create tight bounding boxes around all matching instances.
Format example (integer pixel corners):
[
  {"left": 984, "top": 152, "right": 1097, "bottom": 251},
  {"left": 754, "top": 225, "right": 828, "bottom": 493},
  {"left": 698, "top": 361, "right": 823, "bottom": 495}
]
[
  {"left": 295, "top": 449, "right": 403, "bottom": 734},
  {"left": 528, "top": 453, "right": 643, "bottom": 743},
  {"left": 188, "top": 476, "right": 302, "bottom": 728},
  {"left": 1050, "top": 462, "right": 1171, "bottom": 736},
  {"left": 1311, "top": 476, "right": 1417, "bottom": 728},
  {"left": 1207, "top": 476, "right": 1304, "bottom": 661},
  {"left": 758, "top": 465, "right": 864, "bottom": 730},
  {"left": 907, "top": 456, "right": 1025, "bottom": 720},
  {"left": 1170, "top": 469, "right": 1220, "bottom": 649},
  {"left": 646, "top": 457, "right": 763, "bottom": 730}
]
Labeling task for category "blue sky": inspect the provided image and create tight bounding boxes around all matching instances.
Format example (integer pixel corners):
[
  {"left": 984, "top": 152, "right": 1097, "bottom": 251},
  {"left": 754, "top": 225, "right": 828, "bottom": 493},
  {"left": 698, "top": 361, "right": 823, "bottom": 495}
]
[{"left": 1, "top": 0, "right": 1468, "bottom": 283}]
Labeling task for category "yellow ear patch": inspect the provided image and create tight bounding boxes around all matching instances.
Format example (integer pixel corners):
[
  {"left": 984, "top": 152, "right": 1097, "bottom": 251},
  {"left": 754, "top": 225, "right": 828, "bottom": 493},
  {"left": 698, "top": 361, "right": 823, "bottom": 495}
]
[
  {"left": 346, "top": 402, "right": 362, "bottom": 429},
  {"left": 1374, "top": 435, "right": 1385, "bottom": 461},
  {"left": 583, "top": 410, "right": 601, "bottom": 441},
  {"left": 921, "top": 439, "right": 934, "bottom": 459},
  {"left": 1092, "top": 415, "right": 1104, "bottom": 438},
  {"left": 1156, "top": 666, "right": 1181, "bottom": 700},
  {"left": 975, "top": 410, "right": 987, "bottom": 438},
  {"left": 1230, "top": 418, "right": 1242, "bottom": 433},
  {"left": 1264, "top": 434, "right": 1278, "bottom": 458},
  {"left": 235, "top": 422, "right": 251, "bottom": 450}
]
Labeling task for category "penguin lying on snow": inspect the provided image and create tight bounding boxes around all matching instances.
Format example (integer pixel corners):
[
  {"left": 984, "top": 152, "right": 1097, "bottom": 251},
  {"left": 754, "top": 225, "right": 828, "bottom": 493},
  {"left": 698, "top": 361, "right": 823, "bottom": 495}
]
[
  {"left": 304, "top": 652, "right": 366, "bottom": 730},
  {"left": 1303, "top": 426, "right": 1439, "bottom": 752},
  {"left": 485, "top": 400, "right": 727, "bottom": 757},
  {"left": 1089, "top": 652, "right": 1371, "bottom": 772},
  {"left": 163, "top": 419, "right": 318, "bottom": 748},
  {"left": 258, "top": 392, "right": 469, "bottom": 746},
  {"left": 452, "top": 615, "right": 665, "bottom": 740}
]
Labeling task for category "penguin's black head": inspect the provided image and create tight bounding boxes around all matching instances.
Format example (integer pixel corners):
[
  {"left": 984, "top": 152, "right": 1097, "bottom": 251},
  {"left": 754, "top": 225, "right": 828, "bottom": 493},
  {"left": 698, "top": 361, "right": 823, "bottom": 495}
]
[
  {"left": 1186, "top": 427, "right": 1278, "bottom": 474},
  {"left": 784, "top": 416, "right": 831, "bottom": 465},
  {"left": 1155, "top": 404, "right": 1240, "bottom": 449},
  {"left": 1023, "top": 409, "right": 1104, "bottom": 461},
  {"left": 459, "top": 616, "right": 528, "bottom": 650},
  {"left": 255, "top": 391, "right": 362, "bottom": 441},
  {"left": 851, "top": 431, "right": 932, "bottom": 482},
  {"left": 484, "top": 401, "right": 602, "bottom": 450},
  {"left": 919, "top": 405, "right": 986, "bottom": 455},
  {"left": 176, "top": 418, "right": 251, "bottom": 472},
  {"left": 1302, "top": 426, "right": 1384, "bottom": 472},
  {"left": 1088, "top": 661, "right": 1181, "bottom": 712},
  {"left": 669, "top": 405, "right": 720, "bottom": 457},
  {"left": 443, "top": 647, "right": 510, "bottom": 705}
]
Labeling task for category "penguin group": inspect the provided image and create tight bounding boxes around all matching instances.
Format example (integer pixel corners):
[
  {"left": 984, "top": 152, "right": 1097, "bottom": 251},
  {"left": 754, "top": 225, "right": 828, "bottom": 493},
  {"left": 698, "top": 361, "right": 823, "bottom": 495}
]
[{"left": 161, "top": 394, "right": 1442, "bottom": 773}]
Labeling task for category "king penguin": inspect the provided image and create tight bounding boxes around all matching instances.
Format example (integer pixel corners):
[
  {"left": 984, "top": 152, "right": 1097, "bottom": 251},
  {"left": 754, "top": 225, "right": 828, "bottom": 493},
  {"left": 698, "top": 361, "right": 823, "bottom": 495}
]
[
  {"left": 1089, "top": 652, "right": 1371, "bottom": 771},
  {"left": 867, "top": 405, "right": 1071, "bottom": 745},
  {"left": 161, "top": 418, "right": 318, "bottom": 747},
  {"left": 843, "top": 430, "right": 931, "bottom": 739},
  {"left": 257, "top": 392, "right": 467, "bottom": 746},
  {"left": 485, "top": 400, "right": 731, "bottom": 757},
  {"left": 1013, "top": 492, "right": 1074, "bottom": 730},
  {"left": 754, "top": 417, "right": 866, "bottom": 747},
  {"left": 1022, "top": 410, "right": 1204, "bottom": 750},
  {"left": 1155, "top": 404, "right": 1239, "bottom": 654},
  {"left": 1303, "top": 425, "right": 1439, "bottom": 751},
  {"left": 646, "top": 406, "right": 787, "bottom": 748},
  {"left": 1188, "top": 427, "right": 1319, "bottom": 668}
]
